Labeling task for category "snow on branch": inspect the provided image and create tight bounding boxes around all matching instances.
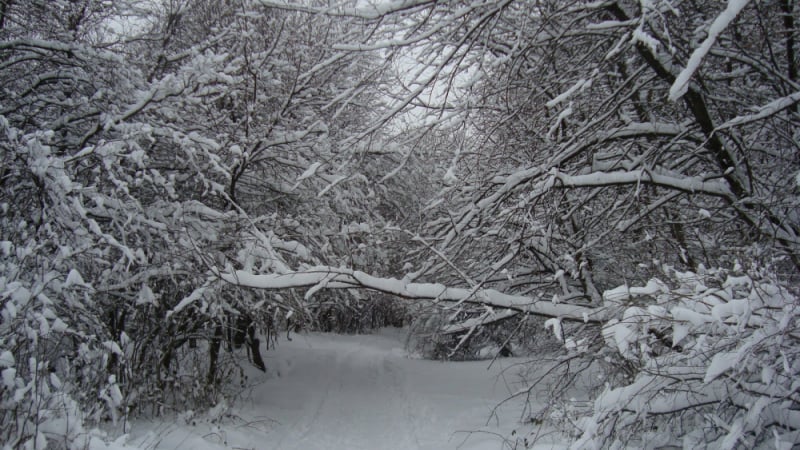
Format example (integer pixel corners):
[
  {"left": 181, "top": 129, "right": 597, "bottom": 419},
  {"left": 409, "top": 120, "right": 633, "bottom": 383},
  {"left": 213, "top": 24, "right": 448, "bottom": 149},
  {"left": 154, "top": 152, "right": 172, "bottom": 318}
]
[
  {"left": 478, "top": 122, "right": 688, "bottom": 213},
  {"left": 218, "top": 266, "right": 605, "bottom": 322},
  {"left": 550, "top": 168, "right": 734, "bottom": 197},
  {"left": 331, "top": 5, "right": 477, "bottom": 52},
  {"left": 439, "top": 309, "right": 519, "bottom": 335},
  {"left": 669, "top": 0, "right": 752, "bottom": 101},
  {"left": 546, "top": 76, "right": 594, "bottom": 108},
  {"left": 717, "top": 90, "right": 800, "bottom": 129},
  {"left": 604, "top": 122, "right": 688, "bottom": 140},
  {"left": 256, "top": 0, "right": 436, "bottom": 20},
  {"left": 0, "top": 38, "right": 79, "bottom": 53}
]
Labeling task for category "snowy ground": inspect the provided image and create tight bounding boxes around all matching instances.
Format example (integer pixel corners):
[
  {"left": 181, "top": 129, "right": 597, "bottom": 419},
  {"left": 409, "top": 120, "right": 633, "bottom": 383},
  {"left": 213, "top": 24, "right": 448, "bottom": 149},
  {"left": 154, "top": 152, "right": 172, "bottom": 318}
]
[{"left": 119, "top": 329, "right": 567, "bottom": 450}]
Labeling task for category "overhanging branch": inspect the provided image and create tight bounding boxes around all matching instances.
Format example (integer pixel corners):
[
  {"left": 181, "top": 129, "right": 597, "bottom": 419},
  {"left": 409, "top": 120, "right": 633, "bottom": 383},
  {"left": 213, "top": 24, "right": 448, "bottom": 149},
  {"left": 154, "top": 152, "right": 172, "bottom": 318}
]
[
  {"left": 216, "top": 266, "right": 606, "bottom": 322},
  {"left": 551, "top": 169, "right": 734, "bottom": 198}
]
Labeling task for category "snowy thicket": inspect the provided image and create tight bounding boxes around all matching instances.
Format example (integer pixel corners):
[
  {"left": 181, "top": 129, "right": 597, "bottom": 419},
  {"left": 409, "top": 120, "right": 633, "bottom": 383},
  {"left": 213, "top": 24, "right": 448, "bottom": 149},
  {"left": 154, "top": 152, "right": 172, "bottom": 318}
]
[
  {"left": 0, "top": 1, "right": 411, "bottom": 447},
  {"left": 579, "top": 267, "right": 800, "bottom": 448}
]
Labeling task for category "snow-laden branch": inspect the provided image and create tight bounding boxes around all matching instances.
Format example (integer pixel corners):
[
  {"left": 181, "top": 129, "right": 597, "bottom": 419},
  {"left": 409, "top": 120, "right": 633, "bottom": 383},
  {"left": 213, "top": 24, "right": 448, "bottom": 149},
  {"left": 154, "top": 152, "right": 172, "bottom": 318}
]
[
  {"left": 257, "top": 0, "right": 436, "bottom": 20},
  {"left": 0, "top": 38, "right": 78, "bottom": 53},
  {"left": 217, "top": 266, "right": 605, "bottom": 322},
  {"left": 717, "top": 90, "right": 800, "bottom": 129},
  {"left": 331, "top": 5, "right": 478, "bottom": 51},
  {"left": 439, "top": 309, "right": 519, "bottom": 335},
  {"left": 669, "top": 0, "right": 752, "bottom": 101},
  {"left": 476, "top": 121, "right": 691, "bottom": 218},
  {"left": 551, "top": 169, "right": 734, "bottom": 198}
]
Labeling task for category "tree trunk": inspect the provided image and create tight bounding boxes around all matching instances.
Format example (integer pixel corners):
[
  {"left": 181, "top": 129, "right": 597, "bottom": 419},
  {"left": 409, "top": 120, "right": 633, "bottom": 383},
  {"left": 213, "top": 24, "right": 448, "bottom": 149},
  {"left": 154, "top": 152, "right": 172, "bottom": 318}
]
[{"left": 207, "top": 325, "right": 223, "bottom": 386}]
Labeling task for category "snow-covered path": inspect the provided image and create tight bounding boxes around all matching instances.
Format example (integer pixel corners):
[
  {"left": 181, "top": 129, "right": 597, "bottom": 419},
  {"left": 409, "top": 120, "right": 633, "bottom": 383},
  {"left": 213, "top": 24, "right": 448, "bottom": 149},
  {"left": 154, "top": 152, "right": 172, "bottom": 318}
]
[
  {"left": 127, "top": 329, "right": 537, "bottom": 450},
  {"left": 254, "top": 334, "right": 422, "bottom": 450}
]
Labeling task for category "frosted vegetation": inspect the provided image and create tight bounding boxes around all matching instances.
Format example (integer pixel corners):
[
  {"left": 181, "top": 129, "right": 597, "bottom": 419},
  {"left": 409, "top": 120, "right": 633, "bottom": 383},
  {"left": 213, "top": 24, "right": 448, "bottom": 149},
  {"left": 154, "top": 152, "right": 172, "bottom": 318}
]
[{"left": 1, "top": 0, "right": 799, "bottom": 448}]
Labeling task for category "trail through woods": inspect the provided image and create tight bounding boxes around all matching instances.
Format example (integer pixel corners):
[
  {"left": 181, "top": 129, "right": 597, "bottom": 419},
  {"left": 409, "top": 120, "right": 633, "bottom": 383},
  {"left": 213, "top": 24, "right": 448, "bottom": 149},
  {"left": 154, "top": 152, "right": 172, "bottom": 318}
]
[{"left": 123, "top": 329, "right": 562, "bottom": 450}]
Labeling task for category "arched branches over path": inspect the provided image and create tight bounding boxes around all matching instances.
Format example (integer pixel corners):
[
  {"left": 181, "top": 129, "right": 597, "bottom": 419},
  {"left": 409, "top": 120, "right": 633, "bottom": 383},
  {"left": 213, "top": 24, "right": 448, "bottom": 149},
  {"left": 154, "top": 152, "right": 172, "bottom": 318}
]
[
  {"left": 259, "top": 0, "right": 800, "bottom": 297},
  {"left": 248, "top": 1, "right": 800, "bottom": 447},
  {"left": 207, "top": 265, "right": 605, "bottom": 323}
]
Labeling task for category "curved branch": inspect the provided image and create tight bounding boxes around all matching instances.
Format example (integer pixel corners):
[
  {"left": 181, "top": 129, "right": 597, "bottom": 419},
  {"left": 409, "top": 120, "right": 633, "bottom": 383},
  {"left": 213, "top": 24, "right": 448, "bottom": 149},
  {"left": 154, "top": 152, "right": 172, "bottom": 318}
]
[
  {"left": 216, "top": 266, "right": 606, "bottom": 322},
  {"left": 551, "top": 169, "right": 734, "bottom": 198}
]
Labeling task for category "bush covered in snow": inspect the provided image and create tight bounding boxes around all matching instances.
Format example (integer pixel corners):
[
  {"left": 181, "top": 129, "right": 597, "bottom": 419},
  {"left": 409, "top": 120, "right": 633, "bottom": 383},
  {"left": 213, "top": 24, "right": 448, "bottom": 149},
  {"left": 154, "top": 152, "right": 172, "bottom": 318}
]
[{"left": 528, "top": 265, "right": 800, "bottom": 449}]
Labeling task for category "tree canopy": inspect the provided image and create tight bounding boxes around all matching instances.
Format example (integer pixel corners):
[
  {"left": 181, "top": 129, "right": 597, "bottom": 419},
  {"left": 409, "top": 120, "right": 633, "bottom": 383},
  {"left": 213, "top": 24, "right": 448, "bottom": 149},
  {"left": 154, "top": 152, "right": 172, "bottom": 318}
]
[{"left": 1, "top": 0, "right": 798, "bottom": 448}]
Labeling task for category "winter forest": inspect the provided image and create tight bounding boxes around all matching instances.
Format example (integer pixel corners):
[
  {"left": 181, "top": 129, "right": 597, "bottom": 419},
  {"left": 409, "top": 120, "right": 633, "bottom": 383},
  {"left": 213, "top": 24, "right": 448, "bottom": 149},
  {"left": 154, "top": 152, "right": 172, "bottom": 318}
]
[{"left": 1, "top": 0, "right": 799, "bottom": 448}]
